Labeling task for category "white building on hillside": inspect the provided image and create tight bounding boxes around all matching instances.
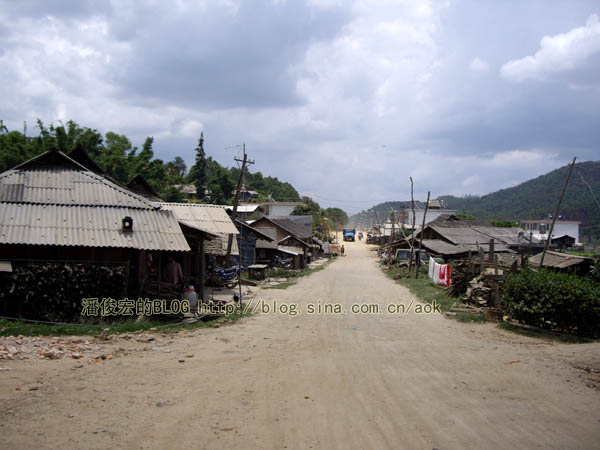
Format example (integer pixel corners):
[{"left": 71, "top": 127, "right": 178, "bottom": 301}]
[{"left": 520, "top": 219, "right": 580, "bottom": 244}]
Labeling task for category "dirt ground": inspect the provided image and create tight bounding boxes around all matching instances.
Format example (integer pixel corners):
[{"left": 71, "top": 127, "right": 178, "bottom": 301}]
[{"left": 1, "top": 240, "right": 599, "bottom": 450}]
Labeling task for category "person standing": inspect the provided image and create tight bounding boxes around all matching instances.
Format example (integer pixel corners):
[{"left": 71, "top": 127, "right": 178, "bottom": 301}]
[{"left": 163, "top": 255, "right": 184, "bottom": 285}]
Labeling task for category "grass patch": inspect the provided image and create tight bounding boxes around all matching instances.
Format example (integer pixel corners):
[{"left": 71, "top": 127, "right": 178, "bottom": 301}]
[
  {"left": 455, "top": 311, "right": 487, "bottom": 323},
  {"left": 567, "top": 250, "right": 598, "bottom": 257},
  {"left": 498, "top": 321, "right": 595, "bottom": 344},
  {"left": 0, "top": 307, "right": 250, "bottom": 337},
  {"left": 383, "top": 265, "right": 456, "bottom": 313}
]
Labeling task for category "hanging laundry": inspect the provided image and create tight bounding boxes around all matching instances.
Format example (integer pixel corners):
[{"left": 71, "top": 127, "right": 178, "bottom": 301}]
[{"left": 428, "top": 257, "right": 451, "bottom": 287}]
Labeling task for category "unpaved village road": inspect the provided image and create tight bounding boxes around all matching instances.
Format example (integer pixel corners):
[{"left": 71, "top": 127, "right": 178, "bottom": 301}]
[{"left": 2, "top": 240, "right": 600, "bottom": 450}]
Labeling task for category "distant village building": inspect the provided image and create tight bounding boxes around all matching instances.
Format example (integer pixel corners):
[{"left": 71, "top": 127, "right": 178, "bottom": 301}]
[
  {"left": 173, "top": 184, "right": 200, "bottom": 200},
  {"left": 232, "top": 185, "right": 259, "bottom": 202},
  {"left": 401, "top": 199, "right": 457, "bottom": 229},
  {"left": 262, "top": 201, "right": 303, "bottom": 216},
  {"left": 225, "top": 204, "right": 264, "bottom": 221},
  {"left": 387, "top": 214, "right": 541, "bottom": 259},
  {"left": 520, "top": 219, "right": 580, "bottom": 245}
]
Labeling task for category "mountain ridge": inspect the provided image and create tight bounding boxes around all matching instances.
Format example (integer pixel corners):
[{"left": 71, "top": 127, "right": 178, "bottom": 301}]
[{"left": 350, "top": 160, "right": 600, "bottom": 243}]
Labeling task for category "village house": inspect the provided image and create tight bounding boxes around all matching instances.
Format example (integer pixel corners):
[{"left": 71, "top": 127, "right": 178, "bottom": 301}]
[
  {"left": 231, "top": 184, "right": 259, "bottom": 202},
  {"left": 156, "top": 203, "right": 241, "bottom": 294},
  {"left": 386, "top": 214, "right": 541, "bottom": 260},
  {"left": 232, "top": 220, "right": 276, "bottom": 268},
  {"left": 0, "top": 149, "right": 210, "bottom": 318},
  {"left": 225, "top": 203, "right": 264, "bottom": 221},
  {"left": 250, "top": 215, "right": 313, "bottom": 269},
  {"left": 261, "top": 201, "right": 303, "bottom": 216},
  {"left": 520, "top": 219, "right": 581, "bottom": 246}
]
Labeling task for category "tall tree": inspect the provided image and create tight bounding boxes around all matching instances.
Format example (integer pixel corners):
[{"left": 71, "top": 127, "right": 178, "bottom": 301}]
[{"left": 188, "top": 132, "right": 208, "bottom": 201}]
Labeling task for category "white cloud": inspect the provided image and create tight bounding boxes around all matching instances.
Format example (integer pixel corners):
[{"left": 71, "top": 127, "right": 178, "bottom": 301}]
[
  {"left": 0, "top": 1, "right": 598, "bottom": 214},
  {"left": 469, "top": 57, "right": 489, "bottom": 73},
  {"left": 501, "top": 14, "right": 600, "bottom": 82}
]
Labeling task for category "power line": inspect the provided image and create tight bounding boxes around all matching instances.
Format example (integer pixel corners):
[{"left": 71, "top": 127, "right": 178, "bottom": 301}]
[{"left": 576, "top": 166, "right": 600, "bottom": 212}]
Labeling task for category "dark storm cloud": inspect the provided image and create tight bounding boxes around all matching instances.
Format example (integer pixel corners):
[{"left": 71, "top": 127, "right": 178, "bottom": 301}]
[
  {"left": 109, "top": 1, "right": 351, "bottom": 109},
  {"left": 424, "top": 80, "right": 600, "bottom": 158},
  {"left": 1, "top": 0, "right": 599, "bottom": 214},
  {"left": 0, "top": 0, "right": 111, "bottom": 21}
]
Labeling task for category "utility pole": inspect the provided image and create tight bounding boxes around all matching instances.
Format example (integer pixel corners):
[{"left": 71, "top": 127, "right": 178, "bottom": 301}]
[
  {"left": 373, "top": 209, "right": 382, "bottom": 244},
  {"left": 390, "top": 209, "right": 395, "bottom": 248},
  {"left": 225, "top": 144, "right": 254, "bottom": 267},
  {"left": 540, "top": 157, "right": 576, "bottom": 267},
  {"left": 408, "top": 177, "right": 417, "bottom": 272},
  {"left": 415, "top": 191, "right": 430, "bottom": 279}
]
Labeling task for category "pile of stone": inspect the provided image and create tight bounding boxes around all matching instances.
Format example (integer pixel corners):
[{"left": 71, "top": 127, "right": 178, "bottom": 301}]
[{"left": 0, "top": 335, "right": 96, "bottom": 361}]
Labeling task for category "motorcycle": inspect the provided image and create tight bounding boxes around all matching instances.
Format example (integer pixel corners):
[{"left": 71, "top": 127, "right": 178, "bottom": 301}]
[
  {"left": 272, "top": 254, "right": 293, "bottom": 269},
  {"left": 205, "top": 264, "right": 240, "bottom": 288}
]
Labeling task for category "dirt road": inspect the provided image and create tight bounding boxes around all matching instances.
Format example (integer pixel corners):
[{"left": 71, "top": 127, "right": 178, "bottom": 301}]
[{"left": 1, "top": 240, "right": 599, "bottom": 449}]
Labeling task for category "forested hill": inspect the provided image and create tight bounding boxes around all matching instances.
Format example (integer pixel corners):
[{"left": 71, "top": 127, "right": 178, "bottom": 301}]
[
  {"left": 350, "top": 161, "right": 600, "bottom": 241},
  {"left": 0, "top": 120, "right": 300, "bottom": 204},
  {"left": 438, "top": 161, "right": 600, "bottom": 229},
  {"left": 437, "top": 160, "right": 600, "bottom": 241}
]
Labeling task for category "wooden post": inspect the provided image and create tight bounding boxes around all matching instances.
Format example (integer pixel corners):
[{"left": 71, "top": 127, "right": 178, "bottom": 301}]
[
  {"left": 478, "top": 245, "right": 484, "bottom": 274},
  {"left": 415, "top": 191, "right": 430, "bottom": 279},
  {"left": 540, "top": 157, "right": 577, "bottom": 267},
  {"left": 468, "top": 250, "right": 473, "bottom": 275},
  {"left": 199, "top": 236, "right": 205, "bottom": 303},
  {"left": 374, "top": 210, "right": 382, "bottom": 244},
  {"left": 488, "top": 238, "right": 494, "bottom": 263},
  {"left": 408, "top": 177, "right": 416, "bottom": 272},
  {"left": 225, "top": 144, "right": 254, "bottom": 267}
]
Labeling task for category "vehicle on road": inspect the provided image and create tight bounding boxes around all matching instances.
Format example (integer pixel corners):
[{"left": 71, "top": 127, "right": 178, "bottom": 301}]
[{"left": 343, "top": 228, "right": 356, "bottom": 242}]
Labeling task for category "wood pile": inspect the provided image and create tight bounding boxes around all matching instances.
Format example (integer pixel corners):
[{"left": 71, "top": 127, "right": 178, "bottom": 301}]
[
  {"left": 463, "top": 276, "right": 493, "bottom": 306},
  {"left": 141, "top": 280, "right": 180, "bottom": 300},
  {"left": 445, "top": 260, "right": 475, "bottom": 297}
]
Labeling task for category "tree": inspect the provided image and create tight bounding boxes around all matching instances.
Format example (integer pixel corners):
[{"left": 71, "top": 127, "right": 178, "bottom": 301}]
[
  {"left": 167, "top": 156, "right": 186, "bottom": 178},
  {"left": 200, "top": 157, "right": 233, "bottom": 204},
  {"left": 100, "top": 132, "right": 135, "bottom": 183},
  {"left": 187, "top": 132, "right": 208, "bottom": 201},
  {"left": 324, "top": 207, "right": 348, "bottom": 226}
]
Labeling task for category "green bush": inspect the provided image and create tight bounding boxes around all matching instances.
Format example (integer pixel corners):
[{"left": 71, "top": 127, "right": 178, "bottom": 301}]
[{"left": 502, "top": 268, "right": 600, "bottom": 337}]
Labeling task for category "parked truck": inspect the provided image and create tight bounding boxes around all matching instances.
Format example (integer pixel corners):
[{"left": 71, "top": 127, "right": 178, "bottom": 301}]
[{"left": 343, "top": 228, "right": 356, "bottom": 242}]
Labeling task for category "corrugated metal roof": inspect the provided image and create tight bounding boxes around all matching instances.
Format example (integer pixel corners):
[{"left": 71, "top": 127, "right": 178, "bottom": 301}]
[
  {"left": 256, "top": 216, "right": 312, "bottom": 239},
  {"left": 420, "top": 239, "right": 467, "bottom": 255},
  {"left": 430, "top": 225, "right": 490, "bottom": 245},
  {"left": 0, "top": 203, "right": 190, "bottom": 251},
  {"left": 0, "top": 168, "right": 155, "bottom": 209},
  {"left": 270, "top": 215, "right": 313, "bottom": 237},
  {"left": 156, "top": 203, "right": 239, "bottom": 235},
  {"left": 156, "top": 203, "right": 240, "bottom": 256},
  {"left": 278, "top": 246, "right": 300, "bottom": 256},
  {"left": 226, "top": 204, "right": 261, "bottom": 213},
  {"left": 0, "top": 151, "right": 190, "bottom": 251},
  {"left": 529, "top": 251, "right": 592, "bottom": 269},
  {"left": 471, "top": 226, "right": 540, "bottom": 246}
]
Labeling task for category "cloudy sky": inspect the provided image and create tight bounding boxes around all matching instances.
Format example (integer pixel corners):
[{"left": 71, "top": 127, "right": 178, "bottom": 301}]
[{"left": 1, "top": 0, "right": 599, "bottom": 213}]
